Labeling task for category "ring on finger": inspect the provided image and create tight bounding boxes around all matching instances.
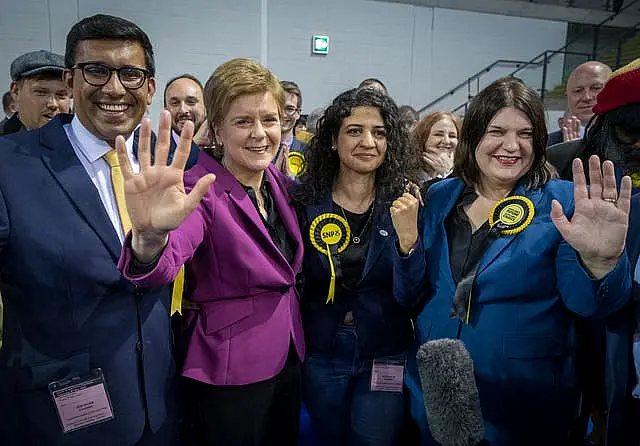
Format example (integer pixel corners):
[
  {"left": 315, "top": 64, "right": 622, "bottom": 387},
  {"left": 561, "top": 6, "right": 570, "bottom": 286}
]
[{"left": 603, "top": 197, "right": 618, "bottom": 204}]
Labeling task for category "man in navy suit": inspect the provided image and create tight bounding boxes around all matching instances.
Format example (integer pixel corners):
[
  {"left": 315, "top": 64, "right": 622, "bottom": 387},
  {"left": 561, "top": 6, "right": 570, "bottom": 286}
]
[{"left": 0, "top": 14, "right": 186, "bottom": 445}]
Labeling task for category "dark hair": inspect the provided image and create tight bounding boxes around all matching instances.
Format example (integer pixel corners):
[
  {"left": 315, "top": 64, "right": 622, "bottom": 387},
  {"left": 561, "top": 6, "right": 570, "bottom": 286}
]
[
  {"left": 398, "top": 105, "right": 419, "bottom": 127},
  {"left": 2, "top": 91, "right": 14, "bottom": 114},
  {"left": 579, "top": 103, "right": 640, "bottom": 175},
  {"left": 306, "top": 107, "right": 324, "bottom": 134},
  {"left": 358, "top": 78, "right": 388, "bottom": 94},
  {"left": 293, "top": 88, "right": 420, "bottom": 206},
  {"left": 281, "top": 80, "right": 302, "bottom": 110},
  {"left": 65, "top": 14, "right": 155, "bottom": 77},
  {"left": 454, "top": 77, "right": 553, "bottom": 190},
  {"left": 163, "top": 74, "right": 203, "bottom": 107}
]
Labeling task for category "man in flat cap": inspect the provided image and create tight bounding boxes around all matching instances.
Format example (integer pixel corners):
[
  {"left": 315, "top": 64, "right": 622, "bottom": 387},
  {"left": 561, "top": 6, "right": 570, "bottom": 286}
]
[{"left": 0, "top": 50, "right": 71, "bottom": 136}]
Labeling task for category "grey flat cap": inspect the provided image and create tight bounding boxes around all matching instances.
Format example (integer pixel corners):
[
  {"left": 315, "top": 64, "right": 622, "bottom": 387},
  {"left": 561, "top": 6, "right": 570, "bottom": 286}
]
[{"left": 10, "top": 50, "right": 65, "bottom": 81}]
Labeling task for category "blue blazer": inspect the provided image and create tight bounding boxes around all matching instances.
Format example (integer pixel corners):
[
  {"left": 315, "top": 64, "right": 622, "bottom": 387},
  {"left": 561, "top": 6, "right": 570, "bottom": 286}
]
[
  {"left": 600, "top": 192, "right": 640, "bottom": 446},
  {"left": 0, "top": 114, "right": 193, "bottom": 445},
  {"left": 394, "top": 178, "right": 631, "bottom": 445},
  {"left": 299, "top": 196, "right": 423, "bottom": 358}
]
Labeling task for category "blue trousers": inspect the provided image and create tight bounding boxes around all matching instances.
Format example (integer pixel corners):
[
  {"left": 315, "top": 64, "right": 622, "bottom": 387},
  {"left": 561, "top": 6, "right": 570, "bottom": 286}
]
[{"left": 303, "top": 325, "right": 406, "bottom": 446}]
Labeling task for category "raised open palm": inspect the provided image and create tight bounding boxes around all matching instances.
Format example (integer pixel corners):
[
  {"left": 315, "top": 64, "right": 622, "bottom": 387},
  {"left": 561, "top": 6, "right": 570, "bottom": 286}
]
[
  {"left": 551, "top": 155, "right": 631, "bottom": 278},
  {"left": 115, "top": 110, "right": 216, "bottom": 235}
]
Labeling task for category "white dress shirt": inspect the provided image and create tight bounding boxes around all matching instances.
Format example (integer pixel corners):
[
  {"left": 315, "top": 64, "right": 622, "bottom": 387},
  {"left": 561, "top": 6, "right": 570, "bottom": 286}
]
[{"left": 64, "top": 116, "right": 140, "bottom": 243}]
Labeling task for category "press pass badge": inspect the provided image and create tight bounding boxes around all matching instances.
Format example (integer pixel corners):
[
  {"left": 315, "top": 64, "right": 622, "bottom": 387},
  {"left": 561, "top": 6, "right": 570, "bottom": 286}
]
[
  {"left": 309, "top": 213, "right": 350, "bottom": 304},
  {"left": 488, "top": 195, "right": 535, "bottom": 237},
  {"left": 370, "top": 359, "right": 405, "bottom": 393},
  {"left": 288, "top": 151, "right": 306, "bottom": 177},
  {"left": 48, "top": 368, "right": 114, "bottom": 433}
]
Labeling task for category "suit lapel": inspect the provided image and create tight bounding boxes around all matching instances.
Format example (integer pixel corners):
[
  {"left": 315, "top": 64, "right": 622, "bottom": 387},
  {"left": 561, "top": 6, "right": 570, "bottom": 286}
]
[
  {"left": 435, "top": 179, "right": 466, "bottom": 287},
  {"left": 209, "top": 158, "right": 293, "bottom": 271},
  {"left": 476, "top": 185, "right": 544, "bottom": 275},
  {"left": 361, "top": 206, "right": 393, "bottom": 280},
  {"left": 40, "top": 116, "right": 121, "bottom": 260},
  {"left": 265, "top": 166, "right": 303, "bottom": 271}
]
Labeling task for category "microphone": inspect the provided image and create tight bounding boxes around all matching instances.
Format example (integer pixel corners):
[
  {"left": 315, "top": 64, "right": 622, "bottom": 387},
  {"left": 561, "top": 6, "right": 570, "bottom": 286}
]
[{"left": 416, "top": 339, "right": 484, "bottom": 446}]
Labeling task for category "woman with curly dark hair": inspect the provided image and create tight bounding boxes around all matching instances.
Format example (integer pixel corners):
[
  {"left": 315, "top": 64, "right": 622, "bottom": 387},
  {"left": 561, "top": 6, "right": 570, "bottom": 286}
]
[{"left": 293, "top": 87, "right": 424, "bottom": 445}]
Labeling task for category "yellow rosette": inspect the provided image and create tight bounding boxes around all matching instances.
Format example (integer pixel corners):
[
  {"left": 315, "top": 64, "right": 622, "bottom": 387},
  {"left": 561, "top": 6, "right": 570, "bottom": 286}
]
[
  {"left": 488, "top": 196, "right": 535, "bottom": 237},
  {"left": 309, "top": 213, "right": 350, "bottom": 304},
  {"left": 288, "top": 152, "right": 306, "bottom": 177}
]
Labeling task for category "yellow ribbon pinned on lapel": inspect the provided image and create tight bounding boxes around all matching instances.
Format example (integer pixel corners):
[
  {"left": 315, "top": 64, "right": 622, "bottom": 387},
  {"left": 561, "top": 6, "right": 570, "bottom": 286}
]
[
  {"left": 170, "top": 266, "right": 185, "bottom": 315},
  {"left": 309, "top": 213, "right": 350, "bottom": 304}
]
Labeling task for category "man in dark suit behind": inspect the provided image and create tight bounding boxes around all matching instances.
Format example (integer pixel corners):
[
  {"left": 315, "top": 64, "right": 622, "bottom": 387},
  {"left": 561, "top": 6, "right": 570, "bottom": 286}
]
[
  {"left": 547, "top": 61, "right": 611, "bottom": 147},
  {"left": 273, "top": 80, "right": 308, "bottom": 177},
  {"left": 0, "top": 14, "right": 179, "bottom": 446}
]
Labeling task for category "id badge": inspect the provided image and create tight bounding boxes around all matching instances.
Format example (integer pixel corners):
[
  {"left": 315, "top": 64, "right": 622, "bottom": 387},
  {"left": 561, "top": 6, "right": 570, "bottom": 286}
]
[
  {"left": 370, "top": 359, "right": 405, "bottom": 393},
  {"left": 48, "top": 368, "right": 114, "bottom": 433},
  {"left": 633, "top": 334, "right": 640, "bottom": 399}
]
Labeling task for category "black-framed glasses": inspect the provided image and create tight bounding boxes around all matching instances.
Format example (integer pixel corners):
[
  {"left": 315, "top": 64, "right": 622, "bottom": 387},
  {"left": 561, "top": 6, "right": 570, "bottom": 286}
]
[{"left": 72, "top": 62, "right": 149, "bottom": 90}]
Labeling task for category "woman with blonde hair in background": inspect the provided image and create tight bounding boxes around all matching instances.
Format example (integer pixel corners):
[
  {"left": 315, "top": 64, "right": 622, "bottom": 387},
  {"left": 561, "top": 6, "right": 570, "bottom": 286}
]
[{"left": 412, "top": 111, "right": 461, "bottom": 183}]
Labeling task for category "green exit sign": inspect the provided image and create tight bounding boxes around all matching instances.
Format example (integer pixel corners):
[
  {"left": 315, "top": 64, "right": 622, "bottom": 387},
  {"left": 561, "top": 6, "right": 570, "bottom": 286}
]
[{"left": 312, "top": 35, "right": 329, "bottom": 55}]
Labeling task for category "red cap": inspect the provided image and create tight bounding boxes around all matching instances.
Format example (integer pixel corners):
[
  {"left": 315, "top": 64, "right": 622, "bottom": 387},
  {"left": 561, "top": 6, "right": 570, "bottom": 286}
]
[{"left": 593, "top": 58, "right": 640, "bottom": 115}]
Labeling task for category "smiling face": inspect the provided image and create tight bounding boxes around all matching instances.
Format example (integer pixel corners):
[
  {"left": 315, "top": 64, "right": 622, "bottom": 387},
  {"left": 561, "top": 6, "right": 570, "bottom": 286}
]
[
  {"left": 10, "top": 76, "right": 71, "bottom": 129},
  {"left": 215, "top": 91, "right": 281, "bottom": 181},
  {"left": 475, "top": 107, "right": 534, "bottom": 191},
  {"left": 64, "top": 39, "right": 155, "bottom": 147},
  {"left": 165, "top": 77, "right": 205, "bottom": 134},
  {"left": 425, "top": 117, "right": 459, "bottom": 154},
  {"left": 281, "top": 91, "right": 300, "bottom": 136},
  {"left": 335, "top": 106, "right": 387, "bottom": 176},
  {"left": 566, "top": 62, "right": 611, "bottom": 124}
]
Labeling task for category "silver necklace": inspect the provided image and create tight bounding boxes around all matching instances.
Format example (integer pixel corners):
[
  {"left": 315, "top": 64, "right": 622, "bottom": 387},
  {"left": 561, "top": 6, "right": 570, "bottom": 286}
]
[{"left": 339, "top": 202, "right": 375, "bottom": 245}]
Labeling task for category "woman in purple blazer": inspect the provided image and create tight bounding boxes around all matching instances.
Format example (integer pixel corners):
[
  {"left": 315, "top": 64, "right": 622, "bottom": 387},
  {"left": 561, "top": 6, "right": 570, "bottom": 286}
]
[{"left": 116, "top": 58, "right": 304, "bottom": 445}]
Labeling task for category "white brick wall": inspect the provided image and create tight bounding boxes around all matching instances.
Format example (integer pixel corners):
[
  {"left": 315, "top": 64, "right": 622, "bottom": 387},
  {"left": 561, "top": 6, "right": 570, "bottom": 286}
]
[{"left": 0, "top": 0, "right": 567, "bottom": 121}]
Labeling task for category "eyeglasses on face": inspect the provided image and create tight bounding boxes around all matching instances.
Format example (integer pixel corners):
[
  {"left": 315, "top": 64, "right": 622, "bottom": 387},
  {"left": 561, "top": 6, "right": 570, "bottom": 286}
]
[
  {"left": 72, "top": 62, "right": 149, "bottom": 90},
  {"left": 284, "top": 105, "right": 300, "bottom": 115}
]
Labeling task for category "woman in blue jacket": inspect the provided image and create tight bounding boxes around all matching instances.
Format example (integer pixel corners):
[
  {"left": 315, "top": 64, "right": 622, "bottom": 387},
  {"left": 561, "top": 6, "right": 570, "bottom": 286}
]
[
  {"left": 392, "top": 77, "right": 633, "bottom": 445},
  {"left": 293, "top": 87, "right": 423, "bottom": 446}
]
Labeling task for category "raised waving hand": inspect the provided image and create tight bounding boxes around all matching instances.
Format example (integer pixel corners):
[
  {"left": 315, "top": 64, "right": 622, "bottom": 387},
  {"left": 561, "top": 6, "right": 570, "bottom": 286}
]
[
  {"left": 115, "top": 110, "right": 215, "bottom": 260},
  {"left": 551, "top": 155, "right": 631, "bottom": 279}
]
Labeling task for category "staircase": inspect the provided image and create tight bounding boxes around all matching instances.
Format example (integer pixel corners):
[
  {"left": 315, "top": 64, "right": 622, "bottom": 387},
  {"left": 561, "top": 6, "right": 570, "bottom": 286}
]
[
  {"left": 417, "top": 2, "right": 639, "bottom": 115},
  {"left": 600, "top": 28, "right": 640, "bottom": 66},
  {"left": 544, "top": 26, "right": 639, "bottom": 101}
]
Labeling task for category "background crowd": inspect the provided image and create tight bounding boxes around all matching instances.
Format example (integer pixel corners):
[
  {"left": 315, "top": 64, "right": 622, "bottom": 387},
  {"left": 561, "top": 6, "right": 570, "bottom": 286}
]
[{"left": 0, "top": 11, "right": 639, "bottom": 446}]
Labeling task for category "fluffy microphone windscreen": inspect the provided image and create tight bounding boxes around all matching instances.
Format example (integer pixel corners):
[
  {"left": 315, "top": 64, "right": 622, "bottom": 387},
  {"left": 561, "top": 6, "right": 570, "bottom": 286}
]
[{"left": 416, "top": 338, "right": 484, "bottom": 446}]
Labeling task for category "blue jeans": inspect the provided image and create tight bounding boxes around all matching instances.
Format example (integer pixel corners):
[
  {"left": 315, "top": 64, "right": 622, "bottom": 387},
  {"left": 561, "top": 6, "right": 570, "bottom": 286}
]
[{"left": 303, "top": 325, "right": 406, "bottom": 446}]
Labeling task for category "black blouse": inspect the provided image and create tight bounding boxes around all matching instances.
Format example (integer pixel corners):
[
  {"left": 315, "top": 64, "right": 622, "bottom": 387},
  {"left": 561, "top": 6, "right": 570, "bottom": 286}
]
[
  {"left": 242, "top": 176, "right": 295, "bottom": 265},
  {"left": 445, "top": 185, "right": 491, "bottom": 285},
  {"left": 332, "top": 201, "right": 374, "bottom": 291}
]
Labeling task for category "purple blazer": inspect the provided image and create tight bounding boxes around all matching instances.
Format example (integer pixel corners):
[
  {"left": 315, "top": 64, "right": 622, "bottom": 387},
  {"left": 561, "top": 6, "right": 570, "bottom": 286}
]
[{"left": 118, "top": 153, "right": 305, "bottom": 386}]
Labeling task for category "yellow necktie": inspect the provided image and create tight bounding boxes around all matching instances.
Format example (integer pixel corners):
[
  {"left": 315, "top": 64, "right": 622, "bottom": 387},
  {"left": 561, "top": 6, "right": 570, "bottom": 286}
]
[
  {"left": 103, "top": 150, "right": 185, "bottom": 315},
  {"left": 103, "top": 150, "right": 132, "bottom": 234}
]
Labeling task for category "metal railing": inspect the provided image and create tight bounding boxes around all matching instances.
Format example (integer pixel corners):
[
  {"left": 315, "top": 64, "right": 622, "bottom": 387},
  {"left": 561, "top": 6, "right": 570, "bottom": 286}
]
[
  {"left": 418, "top": 0, "right": 639, "bottom": 115},
  {"left": 416, "top": 60, "right": 540, "bottom": 115}
]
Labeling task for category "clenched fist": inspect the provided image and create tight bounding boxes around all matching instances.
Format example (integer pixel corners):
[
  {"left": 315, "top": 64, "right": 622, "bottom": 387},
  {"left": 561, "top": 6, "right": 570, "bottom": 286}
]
[{"left": 390, "top": 188, "right": 420, "bottom": 255}]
